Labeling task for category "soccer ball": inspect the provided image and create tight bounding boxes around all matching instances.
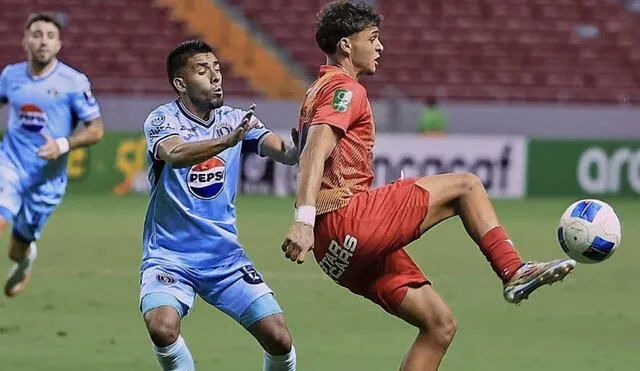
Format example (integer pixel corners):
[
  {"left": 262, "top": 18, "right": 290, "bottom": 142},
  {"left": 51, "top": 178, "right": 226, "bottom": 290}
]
[{"left": 557, "top": 199, "right": 622, "bottom": 264}]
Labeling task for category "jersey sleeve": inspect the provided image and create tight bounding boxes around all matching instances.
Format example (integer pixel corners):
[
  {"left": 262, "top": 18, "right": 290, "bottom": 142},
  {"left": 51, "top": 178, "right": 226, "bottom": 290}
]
[
  {"left": 309, "top": 82, "right": 365, "bottom": 134},
  {"left": 241, "top": 114, "right": 272, "bottom": 155},
  {"left": 0, "top": 67, "right": 8, "bottom": 104},
  {"left": 144, "top": 111, "right": 180, "bottom": 160},
  {"left": 70, "top": 73, "right": 101, "bottom": 122}
]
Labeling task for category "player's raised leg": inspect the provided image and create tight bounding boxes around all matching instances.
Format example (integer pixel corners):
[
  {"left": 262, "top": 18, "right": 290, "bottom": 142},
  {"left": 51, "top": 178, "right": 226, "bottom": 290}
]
[
  {"left": 395, "top": 285, "right": 457, "bottom": 371},
  {"left": 415, "top": 173, "right": 576, "bottom": 303}
]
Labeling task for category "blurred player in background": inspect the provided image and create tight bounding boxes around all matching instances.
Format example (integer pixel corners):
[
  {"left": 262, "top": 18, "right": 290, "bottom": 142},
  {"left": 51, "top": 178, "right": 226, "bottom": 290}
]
[
  {"left": 139, "top": 40, "right": 298, "bottom": 371},
  {"left": 281, "top": 2, "right": 576, "bottom": 370},
  {"left": 0, "top": 13, "right": 104, "bottom": 297}
]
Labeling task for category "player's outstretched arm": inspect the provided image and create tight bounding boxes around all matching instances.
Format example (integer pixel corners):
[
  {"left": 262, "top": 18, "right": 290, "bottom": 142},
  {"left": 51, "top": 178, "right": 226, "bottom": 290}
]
[
  {"left": 156, "top": 118, "right": 258, "bottom": 168},
  {"left": 282, "top": 124, "right": 340, "bottom": 263},
  {"left": 38, "top": 117, "right": 105, "bottom": 160},
  {"left": 260, "top": 131, "right": 298, "bottom": 165}
]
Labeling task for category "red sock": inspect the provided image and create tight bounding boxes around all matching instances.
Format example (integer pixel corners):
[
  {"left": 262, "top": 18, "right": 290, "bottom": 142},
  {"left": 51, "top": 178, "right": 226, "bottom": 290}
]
[{"left": 479, "top": 226, "right": 523, "bottom": 284}]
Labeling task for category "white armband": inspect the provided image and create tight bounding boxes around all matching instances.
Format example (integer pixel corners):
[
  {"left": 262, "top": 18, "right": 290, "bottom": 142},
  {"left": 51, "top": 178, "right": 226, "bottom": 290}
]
[
  {"left": 295, "top": 205, "right": 317, "bottom": 226},
  {"left": 55, "top": 137, "right": 70, "bottom": 154}
]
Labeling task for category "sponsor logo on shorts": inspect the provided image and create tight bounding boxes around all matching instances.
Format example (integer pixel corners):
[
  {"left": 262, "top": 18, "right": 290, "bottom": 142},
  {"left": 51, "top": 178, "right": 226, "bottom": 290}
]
[
  {"left": 319, "top": 235, "right": 358, "bottom": 280},
  {"left": 240, "top": 265, "right": 264, "bottom": 285},
  {"left": 156, "top": 272, "right": 177, "bottom": 285}
]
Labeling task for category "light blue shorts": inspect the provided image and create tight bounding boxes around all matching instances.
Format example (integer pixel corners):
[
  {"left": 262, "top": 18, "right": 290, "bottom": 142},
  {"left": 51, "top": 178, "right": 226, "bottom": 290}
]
[
  {"left": 0, "top": 159, "right": 64, "bottom": 243},
  {"left": 139, "top": 259, "right": 282, "bottom": 328}
]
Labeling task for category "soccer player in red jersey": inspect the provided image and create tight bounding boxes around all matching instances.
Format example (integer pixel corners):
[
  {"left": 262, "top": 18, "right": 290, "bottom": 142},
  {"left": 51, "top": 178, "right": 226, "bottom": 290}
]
[{"left": 281, "top": 1, "right": 576, "bottom": 370}]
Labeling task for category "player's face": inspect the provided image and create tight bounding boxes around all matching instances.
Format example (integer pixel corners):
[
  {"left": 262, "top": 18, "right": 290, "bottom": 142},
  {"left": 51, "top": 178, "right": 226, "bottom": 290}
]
[
  {"left": 349, "top": 26, "right": 383, "bottom": 76},
  {"left": 182, "top": 52, "right": 224, "bottom": 109},
  {"left": 23, "top": 21, "right": 61, "bottom": 65}
]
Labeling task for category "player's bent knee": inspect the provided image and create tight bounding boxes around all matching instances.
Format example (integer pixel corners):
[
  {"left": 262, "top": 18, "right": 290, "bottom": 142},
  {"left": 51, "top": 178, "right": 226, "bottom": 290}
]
[
  {"left": 426, "top": 313, "right": 457, "bottom": 349},
  {"left": 143, "top": 306, "right": 181, "bottom": 347},
  {"left": 249, "top": 313, "right": 293, "bottom": 355}
]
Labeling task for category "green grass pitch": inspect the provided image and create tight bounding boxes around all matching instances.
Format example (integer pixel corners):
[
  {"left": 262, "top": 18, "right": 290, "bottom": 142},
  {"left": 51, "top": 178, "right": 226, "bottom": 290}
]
[{"left": 0, "top": 195, "right": 638, "bottom": 370}]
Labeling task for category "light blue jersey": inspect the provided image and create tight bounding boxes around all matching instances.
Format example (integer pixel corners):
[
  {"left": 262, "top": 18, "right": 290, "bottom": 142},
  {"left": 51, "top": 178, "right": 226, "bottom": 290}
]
[
  {"left": 142, "top": 99, "right": 271, "bottom": 270},
  {"left": 0, "top": 60, "right": 100, "bottom": 184},
  {"left": 0, "top": 60, "right": 100, "bottom": 241},
  {"left": 139, "top": 99, "right": 281, "bottom": 324}
]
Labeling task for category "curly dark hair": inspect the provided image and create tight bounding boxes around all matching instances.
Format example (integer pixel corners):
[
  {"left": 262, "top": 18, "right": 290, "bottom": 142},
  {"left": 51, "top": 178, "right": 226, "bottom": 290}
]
[{"left": 315, "top": 1, "right": 382, "bottom": 54}]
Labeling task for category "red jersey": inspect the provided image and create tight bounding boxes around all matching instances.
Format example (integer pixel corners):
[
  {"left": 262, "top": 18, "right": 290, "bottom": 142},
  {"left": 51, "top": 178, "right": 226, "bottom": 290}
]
[{"left": 298, "top": 65, "right": 376, "bottom": 215}]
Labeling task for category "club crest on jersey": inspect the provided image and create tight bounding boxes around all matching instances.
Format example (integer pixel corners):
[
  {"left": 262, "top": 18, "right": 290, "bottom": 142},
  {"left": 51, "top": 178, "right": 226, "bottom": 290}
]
[
  {"left": 187, "top": 157, "right": 226, "bottom": 199},
  {"left": 215, "top": 122, "right": 234, "bottom": 138},
  {"left": 19, "top": 104, "right": 48, "bottom": 132}
]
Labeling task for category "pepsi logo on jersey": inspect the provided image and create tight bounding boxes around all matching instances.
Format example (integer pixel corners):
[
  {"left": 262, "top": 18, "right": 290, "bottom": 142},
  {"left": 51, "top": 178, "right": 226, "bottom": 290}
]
[
  {"left": 19, "top": 104, "right": 49, "bottom": 132},
  {"left": 187, "top": 157, "right": 226, "bottom": 199}
]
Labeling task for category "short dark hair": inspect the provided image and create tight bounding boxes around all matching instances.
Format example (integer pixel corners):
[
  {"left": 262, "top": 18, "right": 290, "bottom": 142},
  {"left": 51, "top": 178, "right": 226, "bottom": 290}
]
[
  {"left": 25, "top": 13, "right": 63, "bottom": 33},
  {"left": 166, "top": 40, "right": 214, "bottom": 92},
  {"left": 315, "top": 1, "right": 381, "bottom": 54}
]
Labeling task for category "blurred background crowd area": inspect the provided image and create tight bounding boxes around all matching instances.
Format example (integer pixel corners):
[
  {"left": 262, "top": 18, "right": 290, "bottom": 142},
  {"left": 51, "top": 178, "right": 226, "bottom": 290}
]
[{"left": 1, "top": 0, "right": 639, "bottom": 137}]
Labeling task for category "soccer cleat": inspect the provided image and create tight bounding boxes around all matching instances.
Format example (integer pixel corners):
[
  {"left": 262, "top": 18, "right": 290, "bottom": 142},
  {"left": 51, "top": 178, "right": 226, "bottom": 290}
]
[
  {"left": 5, "top": 243, "right": 38, "bottom": 297},
  {"left": 503, "top": 259, "right": 576, "bottom": 304}
]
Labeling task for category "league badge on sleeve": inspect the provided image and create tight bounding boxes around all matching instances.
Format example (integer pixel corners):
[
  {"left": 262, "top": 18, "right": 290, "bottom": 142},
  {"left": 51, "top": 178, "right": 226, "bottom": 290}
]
[{"left": 332, "top": 88, "right": 353, "bottom": 113}]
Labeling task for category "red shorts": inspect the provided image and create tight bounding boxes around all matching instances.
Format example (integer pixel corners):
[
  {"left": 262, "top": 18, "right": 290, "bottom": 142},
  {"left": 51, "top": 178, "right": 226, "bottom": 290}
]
[{"left": 313, "top": 178, "right": 431, "bottom": 315}]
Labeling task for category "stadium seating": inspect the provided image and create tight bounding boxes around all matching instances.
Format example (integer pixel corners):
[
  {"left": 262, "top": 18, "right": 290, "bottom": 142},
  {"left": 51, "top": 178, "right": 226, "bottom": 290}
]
[
  {"left": 0, "top": 0, "right": 258, "bottom": 96},
  {"left": 227, "top": 0, "right": 640, "bottom": 103}
]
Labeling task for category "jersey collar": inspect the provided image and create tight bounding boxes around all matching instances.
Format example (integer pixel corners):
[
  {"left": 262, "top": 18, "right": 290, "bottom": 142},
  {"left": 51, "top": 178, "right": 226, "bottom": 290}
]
[
  {"left": 27, "top": 59, "right": 59, "bottom": 81},
  {"left": 176, "top": 99, "right": 216, "bottom": 128}
]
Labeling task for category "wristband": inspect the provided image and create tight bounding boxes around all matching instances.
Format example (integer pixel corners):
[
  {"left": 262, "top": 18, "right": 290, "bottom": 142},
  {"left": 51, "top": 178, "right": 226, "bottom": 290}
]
[
  {"left": 295, "top": 205, "right": 316, "bottom": 226},
  {"left": 55, "top": 137, "right": 70, "bottom": 154}
]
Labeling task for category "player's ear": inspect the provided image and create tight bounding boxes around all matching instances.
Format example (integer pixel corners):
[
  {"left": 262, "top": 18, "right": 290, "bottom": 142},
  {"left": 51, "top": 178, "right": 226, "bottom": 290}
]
[
  {"left": 338, "top": 37, "right": 351, "bottom": 56},
  {"left": 172, "top": 77, "right": 187, "bottom": 94}
]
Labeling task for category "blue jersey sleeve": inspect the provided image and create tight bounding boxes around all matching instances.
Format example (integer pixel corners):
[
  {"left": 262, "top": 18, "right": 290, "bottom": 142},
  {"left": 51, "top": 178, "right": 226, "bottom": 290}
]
[
  {"left": 241, "top": 114, "right": 272, "bottom": 155},
  {"left": 144, "top": 111, "right": 180, "bottom": 160},
  {"left": 0, "top": 67, "right": 8, "bottom": 103},
  {"left": 70, "top": 73, "right": 101, "bottom": 122}
]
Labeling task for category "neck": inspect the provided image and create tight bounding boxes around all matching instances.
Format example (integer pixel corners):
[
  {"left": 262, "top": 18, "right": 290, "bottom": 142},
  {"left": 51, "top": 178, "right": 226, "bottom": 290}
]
[
  {"left": 181, "top": 96, "right": 212, "bottom": 121},
  {"left": 327, "top": 56, "right": 359, "bottom": 80},
  {"left": 28, "top": 58, "right": 56, "bottom": 77}
]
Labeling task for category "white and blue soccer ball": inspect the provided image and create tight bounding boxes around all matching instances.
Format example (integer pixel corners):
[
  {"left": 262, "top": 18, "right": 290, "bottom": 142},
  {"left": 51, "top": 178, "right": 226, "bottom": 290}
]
[{"left": 557, "top": 199, "right": 622, "bottom": 264}]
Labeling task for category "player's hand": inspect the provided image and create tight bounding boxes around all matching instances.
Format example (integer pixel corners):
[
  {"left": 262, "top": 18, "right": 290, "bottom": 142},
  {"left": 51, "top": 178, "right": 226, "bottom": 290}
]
[
  {"left": 226, "top": 103, "right": 258, "bottom": 147},
  {"left": 282, "top": 222, "right": 314, "bottom": 264},
  {"left": 37, "top": 132, "right": 62, "bottom": 160}
]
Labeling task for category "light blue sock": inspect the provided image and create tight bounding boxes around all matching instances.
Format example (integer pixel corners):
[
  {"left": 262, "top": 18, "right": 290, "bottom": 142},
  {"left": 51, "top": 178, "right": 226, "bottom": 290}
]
[
  {"left": 153, "top": 335, "right": 195, "bottom": 371},
  {"left": 263, "top": 346, "right": 296, "bottom": 371}
]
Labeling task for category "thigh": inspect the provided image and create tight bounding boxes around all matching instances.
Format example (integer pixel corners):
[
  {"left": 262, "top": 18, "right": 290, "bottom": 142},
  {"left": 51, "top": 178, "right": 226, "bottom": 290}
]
[
  {"left": 13, "top": 181, "right": 64, "bottom": 242},
  {"left": 396, "top": 284, "right": 455, "bottom": 331},
  {"left": 197, "top": 262, "right": 275, "bottom": 329},
  {"left": 414, "top": 173, "right": 480, "bottom": 232},
  {"left": 313, "top": 178, "right": 429, "bottom": 282},
  {"left": 0, "top": 161, "right": 24, "bottom": 224},
  {"left": 140, "top": 263, "right": 197, "bottom": 318},
  {"left": 364, "top": 249, "right": 430, "bottom": 316}
]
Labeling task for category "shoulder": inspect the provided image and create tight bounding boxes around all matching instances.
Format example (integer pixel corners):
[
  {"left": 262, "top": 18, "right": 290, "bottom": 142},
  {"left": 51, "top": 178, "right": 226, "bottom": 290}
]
[
  {"left": 0, "top": 62, "right": 27, "bottom": 78},
  {"left": 145, "top": 101, "right": 180, "bottom": 126},
  {"left": 56, "top": 62, "right": 91, "bottom": 85}
]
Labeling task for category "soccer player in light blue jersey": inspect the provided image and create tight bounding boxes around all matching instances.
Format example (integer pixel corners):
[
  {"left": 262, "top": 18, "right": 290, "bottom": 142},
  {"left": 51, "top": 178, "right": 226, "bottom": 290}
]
[
  {"left": 139, "top": 40, "right": 298, "bottom": 371},
  {"left": 0, "top": 13, "right": 104, "bottom": 297}
]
